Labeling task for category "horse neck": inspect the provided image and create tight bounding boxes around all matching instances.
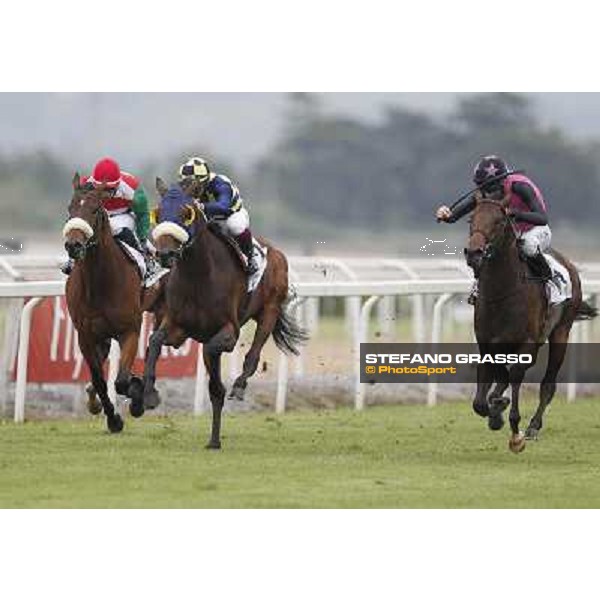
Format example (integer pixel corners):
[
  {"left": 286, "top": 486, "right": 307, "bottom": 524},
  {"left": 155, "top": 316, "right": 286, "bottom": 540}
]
[
  {"left": 180, "top": 225, "right": 216, "bottom": 281},
  {"left": 81, "top": 216, "right": 122, "bottom": 292},
  {"left": 479, "top": 232, "right": 524, "bottom": 297}
]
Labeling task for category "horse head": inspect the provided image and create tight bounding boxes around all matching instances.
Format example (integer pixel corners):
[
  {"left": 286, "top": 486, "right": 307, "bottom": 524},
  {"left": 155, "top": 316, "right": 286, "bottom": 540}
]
[
  {"left": 152, "top": 177, "right": 208, "bottom": 268},
  {"left": 465, "top": 194, "right": 514, "bottom": 277},
  {"left": 63, "top": 173, "right": 111, "bottom": 261}
]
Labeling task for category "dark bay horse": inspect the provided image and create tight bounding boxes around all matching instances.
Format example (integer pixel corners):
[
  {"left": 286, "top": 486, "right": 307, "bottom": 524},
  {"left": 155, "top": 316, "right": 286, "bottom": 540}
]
[
  {"left": 63, "top": 174, "right": 165, "bottom": 432},
  {"left": 466, "top": 197, "right": 597, "bottom": 453},
  {"left": 143, "top": 180, "right": 307, "bottom": 449}
]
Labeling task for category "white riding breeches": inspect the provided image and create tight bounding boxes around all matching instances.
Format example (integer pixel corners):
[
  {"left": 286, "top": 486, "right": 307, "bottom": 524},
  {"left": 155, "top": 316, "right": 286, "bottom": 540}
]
[
  {"left": 214, "top": 208, "right": 250, "bottom": 237},
  {"left": 520, "top": 225, "right": 552, "bottom": 257},
  {"left": 109, "top": 211, "right": 136, "bottom": 237}
]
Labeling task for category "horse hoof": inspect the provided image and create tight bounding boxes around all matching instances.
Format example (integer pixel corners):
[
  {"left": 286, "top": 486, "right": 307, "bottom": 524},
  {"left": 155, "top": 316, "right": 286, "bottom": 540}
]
[
  {"left": 525, "top": 428, "right": 540, "bottom": 441},
  {"left": 509, "top": 433, "right": 527, "bottom": 454},
  {"left": 490, "top": 396, "right": 510, "bottom": 411},
  {"left": 86, "top": 386, "right": 103, "bottom": 416},
  {"left": 473, "top": 402, "right": 490, "bottom": 418},
  {"left": 205, "top": 441, "right": 222, "bottom": 451},
  {"left": 128, "top": 378, "right": 145, "bottom": 419},
  {"left": 107, "top": 414, "right": 124, "bottom": 434},
  {"left": 144, "top": 389, "right": 162, "bottom": 410},
  {"left": 488, "top": 414, "right": 505, "bottom": 431},
  {"left": 115, "top": 378, "right": 130, "bottom": 397},
  {"left": 129, "top": 401, "right": 145, "bottom": 419},
  {"left": 228, "top": 386, "right": 245, "bottom": 402}
]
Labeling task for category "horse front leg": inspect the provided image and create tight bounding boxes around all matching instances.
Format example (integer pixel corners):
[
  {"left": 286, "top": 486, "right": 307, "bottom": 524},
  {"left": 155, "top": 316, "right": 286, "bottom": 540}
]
[
  {"left": 143, "top": 326, "right": 167, "bottom": 411},
  {"left": 473, "top": 363, "right": 494, "bottom": 419},
  {"left": 488, "top": 365, "right": 511, "bottom": 432},
  {"left": 143, "top": 318, "right": 187, "bottom": 411},
  {"left": 204, "top": 348, "right": 226, "bottom": 450},
  {"left": 114, "top": 330, "right": 144, "bottom": 418},
  {"left": 80, "top": 338, "right": 123, "bottom": 434},
  {"left": 508, "top": 365, "right": 529, "bottom": 454},
  {"left": 86, "top": 340, "right": 110, "bottom": 415}
]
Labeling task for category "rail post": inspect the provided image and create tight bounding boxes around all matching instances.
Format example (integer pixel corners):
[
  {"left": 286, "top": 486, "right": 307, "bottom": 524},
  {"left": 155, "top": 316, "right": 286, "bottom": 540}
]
[
  {"left": 355, "top": 295, "right": 382, "bottom": 411},
  {"left": 427, "top": 294, "right": 454, "bottom": 408},
  {"left": 14, "top": 297, "right": 43, "bottom": 423},
  {"left": 275, "top": 297, "right": 303, "bottom": 414}
]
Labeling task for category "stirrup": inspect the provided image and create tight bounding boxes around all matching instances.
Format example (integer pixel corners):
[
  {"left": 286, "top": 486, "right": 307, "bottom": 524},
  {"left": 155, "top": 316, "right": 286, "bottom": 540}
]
[
  {"left": 247, "top": 259, "right": 259, "bottom": 275},
  {"left": 143, "top": 258, "right": 167, "bottom": 288}
]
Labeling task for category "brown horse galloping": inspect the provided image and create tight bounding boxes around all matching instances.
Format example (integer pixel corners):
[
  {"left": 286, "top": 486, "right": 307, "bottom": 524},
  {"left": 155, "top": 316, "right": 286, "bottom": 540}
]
[
  {"left": 63, "top": 174, "right": 165, "bottom": 433},
  {"left": 466, "top": 198, "right": 597, "bottom": 453},
  {"left": 143, "top": 180, "right": 307, "bottom": 450}
]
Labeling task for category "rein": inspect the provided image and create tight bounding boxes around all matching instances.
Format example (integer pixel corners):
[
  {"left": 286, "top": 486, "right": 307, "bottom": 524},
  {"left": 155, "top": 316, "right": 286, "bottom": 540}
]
[
  {"left": 470, "top": 202, "right": 531, "bottom": 304},
  {"left": 469, "top": 201, "right": 520, "bottom": 251},
  {"left": 449, "top": 170, "right": 523, "bottom": 212}
]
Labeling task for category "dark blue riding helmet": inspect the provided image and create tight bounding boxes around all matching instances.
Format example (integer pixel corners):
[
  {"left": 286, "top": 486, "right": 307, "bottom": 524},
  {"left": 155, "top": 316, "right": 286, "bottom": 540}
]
[{"left": 473, "top": 156, "right": 509, "bottom": 192}]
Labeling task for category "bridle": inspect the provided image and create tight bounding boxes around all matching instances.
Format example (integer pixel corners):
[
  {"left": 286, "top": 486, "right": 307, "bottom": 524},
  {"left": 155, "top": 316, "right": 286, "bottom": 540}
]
[
  {"left": 65, "top": 192, "right": 108, "bottom": 252},
  {"left": 467, "top": 200, "right": 519, "bottom": 261},
  {"left": 159, "top": 200, "right": 209, "bottom": 261}
]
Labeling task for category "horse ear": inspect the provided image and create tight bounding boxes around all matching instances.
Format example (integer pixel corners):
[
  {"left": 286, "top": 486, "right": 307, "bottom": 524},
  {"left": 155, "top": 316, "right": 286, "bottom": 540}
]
[
  {"left": 501, "top": 193, "right": 511, "bottom": 208},
  {"left": 156, "top": 177, "right": 169, "bottom": 199},
  {"left": 73, "top": 172, "right": 81, "bottom": 191}
]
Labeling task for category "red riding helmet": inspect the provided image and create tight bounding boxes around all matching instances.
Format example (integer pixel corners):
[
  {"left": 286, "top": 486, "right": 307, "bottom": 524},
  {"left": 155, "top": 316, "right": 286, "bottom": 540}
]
[{"left": 90, "top": 158, "right": 122, "bottom": 189}]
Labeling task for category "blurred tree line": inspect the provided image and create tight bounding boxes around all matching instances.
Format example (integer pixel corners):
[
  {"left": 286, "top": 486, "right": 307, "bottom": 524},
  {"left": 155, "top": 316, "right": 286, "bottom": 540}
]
[
  {"left": 252, "top": 92, "right": 600, "bottom": 236},
  {"left": 1, "top": 93, "right": 599, "bottom": 238}
]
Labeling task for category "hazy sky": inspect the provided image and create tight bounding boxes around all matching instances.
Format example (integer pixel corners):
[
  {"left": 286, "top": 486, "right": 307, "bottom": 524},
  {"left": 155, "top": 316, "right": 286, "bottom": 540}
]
[{"left": 0, "top": 93, "right": 598, "bottom": 172}]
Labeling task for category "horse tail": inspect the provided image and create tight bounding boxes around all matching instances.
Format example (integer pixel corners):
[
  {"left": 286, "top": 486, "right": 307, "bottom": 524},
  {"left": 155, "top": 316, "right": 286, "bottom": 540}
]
[
  {"left": 272, "top": 304, "right": 310, "bottom": 356},
  {"left": 576, "top": 300, "right": 599, "bottom": 321}
]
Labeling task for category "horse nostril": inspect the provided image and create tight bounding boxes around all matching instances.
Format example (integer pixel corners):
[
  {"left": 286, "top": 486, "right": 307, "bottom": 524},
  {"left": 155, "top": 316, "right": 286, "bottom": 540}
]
[
  {"left": 158, "top": 251, "right": 176, "bottom": 268},
  {"left": 65, "top": 240, "right": 84, "bottom": 258}
]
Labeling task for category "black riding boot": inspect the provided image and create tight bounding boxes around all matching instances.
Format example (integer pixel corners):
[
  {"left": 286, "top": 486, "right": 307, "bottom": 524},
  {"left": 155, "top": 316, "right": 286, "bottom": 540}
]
[
  {"left": 114, "top": 228, "right": 142, "bottom": 253},
  {"left": 235, "top": 230, "right": 259, "bottom": 275},
  {"left": 114, "top": 229, "right": 163, "bottom": 286},
  {"left": 527, "top": 251, "right": 552, "bottom": 282}
]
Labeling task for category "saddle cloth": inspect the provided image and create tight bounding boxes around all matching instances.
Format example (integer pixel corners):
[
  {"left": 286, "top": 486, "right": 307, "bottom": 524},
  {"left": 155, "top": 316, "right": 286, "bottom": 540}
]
[
  {"left": 544, "top": 253, "right": 572, "bottom": 306},
  {"left": 117, "top": 240, "right": 146, "bottom": 280},
  {"left": 206, "top": 223, "right": 269, "bottom": 293}
]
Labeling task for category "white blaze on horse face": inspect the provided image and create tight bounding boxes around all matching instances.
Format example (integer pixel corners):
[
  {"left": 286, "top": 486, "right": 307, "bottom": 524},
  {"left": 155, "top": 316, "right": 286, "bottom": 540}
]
[
  {"left": 152, "top": 222, "right": 190, "bottom": 245},
  {"left": 62, "top": 218, "right": 94, "bottom": 240}
]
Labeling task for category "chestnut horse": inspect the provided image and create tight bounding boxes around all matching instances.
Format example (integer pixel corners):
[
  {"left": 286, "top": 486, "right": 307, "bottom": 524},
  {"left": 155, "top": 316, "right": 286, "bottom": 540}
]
[
  {"left": 466, "top": 198, "right": 597, "bottom": 453},
  {"left": 63, "top": 174, "right": 165, "bottom": 433},
  {"left": 143, "top": 180, "right": 308, "bottom": 449}
]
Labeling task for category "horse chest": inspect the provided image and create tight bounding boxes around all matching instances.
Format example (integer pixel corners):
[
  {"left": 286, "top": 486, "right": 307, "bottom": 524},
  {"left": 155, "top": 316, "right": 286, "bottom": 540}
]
[{"left": 168, "top": 292, "right": 228, "bottom": 339}]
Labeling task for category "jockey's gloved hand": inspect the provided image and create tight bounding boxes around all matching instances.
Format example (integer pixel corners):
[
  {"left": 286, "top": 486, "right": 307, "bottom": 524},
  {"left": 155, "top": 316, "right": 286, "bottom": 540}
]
[{"left": 436, "top": 206, "right": 452, "bottom": 222}]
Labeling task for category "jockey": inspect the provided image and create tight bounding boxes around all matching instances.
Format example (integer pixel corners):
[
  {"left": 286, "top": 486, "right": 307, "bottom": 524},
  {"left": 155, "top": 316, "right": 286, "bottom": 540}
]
[
  {"left": 437, "top": 155, "right": 554, "bottom": 305},
  {"left": 178, "top": 157, "right": 260, "bottom": 275},
  {"left": 61, "top": 157, "right": 162, "bottom": 286}
]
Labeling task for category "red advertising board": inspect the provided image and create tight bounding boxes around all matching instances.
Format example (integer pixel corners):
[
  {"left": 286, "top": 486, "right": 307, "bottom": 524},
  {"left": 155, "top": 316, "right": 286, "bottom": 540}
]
[{"left": 12, "top": 297, "right": 199, "bottom": 383}]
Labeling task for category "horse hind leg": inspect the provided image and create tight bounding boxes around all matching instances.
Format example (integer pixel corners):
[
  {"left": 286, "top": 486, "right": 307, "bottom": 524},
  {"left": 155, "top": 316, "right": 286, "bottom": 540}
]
[
  {"left": 526, "top": 326, "right": 570, "bottom": 440},
  {"left": 230, "top": 307, "right": 279, "bottom": 402}
]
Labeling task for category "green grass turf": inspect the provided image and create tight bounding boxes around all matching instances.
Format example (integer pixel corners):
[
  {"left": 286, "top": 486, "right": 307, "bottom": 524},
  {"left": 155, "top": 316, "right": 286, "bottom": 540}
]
[{"left": 1, "top": 397, "right": 600, "bottom": 508}]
